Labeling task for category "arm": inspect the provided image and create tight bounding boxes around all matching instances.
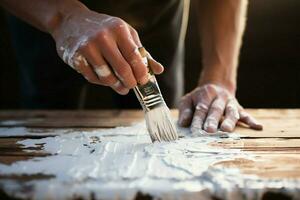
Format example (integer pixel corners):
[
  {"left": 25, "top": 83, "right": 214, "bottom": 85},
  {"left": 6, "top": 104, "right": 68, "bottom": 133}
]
[
  {"left": 197, "top": 0, "right": 246, "bottom": 93},
  {"left": 0, "top": 0, "right": 163, "bottom": 94},
  {"left": 178, "top": 0, "right": 262, "bottom": 132}
]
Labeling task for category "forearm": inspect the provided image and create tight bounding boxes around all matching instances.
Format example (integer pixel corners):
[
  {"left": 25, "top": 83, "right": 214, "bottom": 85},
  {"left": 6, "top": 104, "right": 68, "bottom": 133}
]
[
  {"left": 0, "top": 0, "right": 88, "bottom": 34},
  {"left": 197, "top": 0, "right": 248, "bottom": 93}
]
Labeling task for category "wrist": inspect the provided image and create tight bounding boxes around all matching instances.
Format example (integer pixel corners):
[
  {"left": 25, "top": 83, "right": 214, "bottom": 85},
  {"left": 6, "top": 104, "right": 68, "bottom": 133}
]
[
  {"left": 49, "top": 0, "right": 89, "bottom": 36},
  {"left": 198, "top": 65, "right": 237, "bottom": 94}
]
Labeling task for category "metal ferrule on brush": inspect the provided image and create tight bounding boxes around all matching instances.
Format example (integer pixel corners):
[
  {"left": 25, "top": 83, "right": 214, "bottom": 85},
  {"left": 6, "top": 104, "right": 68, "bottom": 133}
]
[
  {"left": 134, "top": 47, "right": 178, "bottom": 142},
  {"left": 133, "top": 48, "right": 165, "bottom": 112},
  {"left": 134, "top": 76, "right": 165, "bottom": 112}
]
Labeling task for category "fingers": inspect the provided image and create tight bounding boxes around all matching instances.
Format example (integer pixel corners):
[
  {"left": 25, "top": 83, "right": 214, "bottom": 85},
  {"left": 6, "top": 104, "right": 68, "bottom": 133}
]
[
  {"left": 148, "top": 55, "right": 164, "bottom": 75},
  {"left": 96, "top": 32, "right": 137, "bottom": 89},
  {"left": 191, "top": 103, "right": 209, "bottom": 133},
  {"left": 178, "top": 94, "right": 193, "bottom": 127},
  {"left": 117, "top": 28, "right": 149, "bottom": 85},
  {"left": 220, "top": 99, "right": 240, "bottom": 132},
  {"left": 72, "top": 52, "right": 99, "bottom": 83},
  {"left": 128, "top": 26, "right": 142, "bottom": 47},
  {"left": 239, "top": 109, "right": 263, "bottom": 130},
  {"left": 111, "top": 80, "right": 129, "bottom": 95},
  {"left": 190, "top": 85, "right": 218, "bottom": 133},
  {"left": 69, "top": 17, "right": 165, "bottom": 95},
  {"left": 78, "top": 43, "right": 129, "bottom": 95},
  {"left": 128, "top": 26, "right": 164, "bottom": 75},
  {"left": 203, "top": 96, "right": 226, "bottom": 133}
]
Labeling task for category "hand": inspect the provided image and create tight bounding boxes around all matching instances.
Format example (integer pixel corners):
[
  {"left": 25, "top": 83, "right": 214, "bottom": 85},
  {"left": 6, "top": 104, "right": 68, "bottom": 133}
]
[
  {"left": 52, "top": 9, "right": 164, "bottom": 95},
  {"left": 178, "top": 84, "right": 263, "bottom": 133}
]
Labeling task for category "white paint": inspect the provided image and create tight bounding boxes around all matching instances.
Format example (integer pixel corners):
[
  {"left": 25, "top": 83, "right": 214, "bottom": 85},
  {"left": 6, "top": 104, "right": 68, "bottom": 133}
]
[
  {"left": 196, "top": 103, "right": 208, "bottom": 111},
  {"left": 0, "top": 122, "right": 299, "bottom": 200},
  {"left": 191, "top": 116, "right": 203, "bottom": 132},
  {"left": 61, "top": 37, "right": 88, "bottom": 69},
  {"left": 61, "top": 17, "right": 117, "bottom": 69},
  {"left": 84, "top": 17, "right": 117, "bottom": 26},
  {"left": 0, "top": 120, "right": 25, "bottom": 126},
  {"left": 95, "top": 65, "right": 111, "bottom": 77},
  {"left": 0, "top": 127, "right": 77, "bottom": 137},
  {"left": 203, "top": 117, "right": 218, "bottom": 130},
  {"left": 226, "top": 100, "right": 240, "bottom": 120},
  {"left": 221, "top": 119, "right": 234, "bottom": 130},
  {"left": 145, "top": 106, "right": 178, "bottom": 142},
  {"left": 0, "top": 127, "right": 28, "bottom": 136}
]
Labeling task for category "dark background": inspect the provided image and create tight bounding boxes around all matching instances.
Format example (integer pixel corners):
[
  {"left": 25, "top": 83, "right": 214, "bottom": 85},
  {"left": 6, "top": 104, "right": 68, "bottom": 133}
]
[{"left": 0, "top": 0, "right": 299, "bottom": 109}]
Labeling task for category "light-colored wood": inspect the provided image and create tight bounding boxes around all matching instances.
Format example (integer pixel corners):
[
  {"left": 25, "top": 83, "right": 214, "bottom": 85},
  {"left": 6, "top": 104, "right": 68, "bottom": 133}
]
[{"left": 0, "top": 109, "right": 299, "bottom": 199}]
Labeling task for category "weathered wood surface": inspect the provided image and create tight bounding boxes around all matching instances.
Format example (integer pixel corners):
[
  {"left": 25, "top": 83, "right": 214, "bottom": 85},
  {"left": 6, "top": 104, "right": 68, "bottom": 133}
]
[{"left": 0, "top": 109, "right": 299, "bottom": 199}]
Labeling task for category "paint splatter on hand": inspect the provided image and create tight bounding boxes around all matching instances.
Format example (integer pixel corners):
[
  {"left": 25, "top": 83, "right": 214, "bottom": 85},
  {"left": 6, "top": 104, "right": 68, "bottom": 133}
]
[
  {"left": 178, "top": 84, "right": 263, "bottom": 133},
  {"left": 52, "top": 9, "right": 164, "bottom": 95}
]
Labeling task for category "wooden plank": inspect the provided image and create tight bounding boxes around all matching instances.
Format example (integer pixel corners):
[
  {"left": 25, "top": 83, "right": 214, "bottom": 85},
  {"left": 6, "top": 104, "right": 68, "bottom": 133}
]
[
  {"left": 210, "top": 138, "right": 300, "bottom": 149},
  {"left": 0, "top": 110, "right": 146, "bottom": 128},
  {"left": 214, "top": 154, "right": 300, "bottom": 179},
  {"left": 236, "top": 117, "right": 300, "bottom": 138},
  {"left": 0, "top": 118, "right": 139, "bottom": 128},
  {"left": 0, "top": 109, "right": 299, "bottom": 200},
  {"left": 0, "top": 110, "right": 123, "bottom": 118},
  {"left": 0, "top": 138, "right": 49, "bottom": 157}
]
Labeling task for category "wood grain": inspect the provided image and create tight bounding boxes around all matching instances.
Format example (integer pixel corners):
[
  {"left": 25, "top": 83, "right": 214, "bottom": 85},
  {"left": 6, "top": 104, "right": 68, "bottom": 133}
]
[{"left": 0, "top": 109, "right": 299, "bottom": 199}]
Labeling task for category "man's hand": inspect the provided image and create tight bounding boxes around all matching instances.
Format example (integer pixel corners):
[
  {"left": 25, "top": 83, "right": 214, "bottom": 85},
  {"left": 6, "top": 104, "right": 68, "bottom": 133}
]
[
  {"left": 52, "top": 9, "right": 164, "bottom": 95},
  {"left": 178, "top": 84, "right": 263, "bottom": 133}
]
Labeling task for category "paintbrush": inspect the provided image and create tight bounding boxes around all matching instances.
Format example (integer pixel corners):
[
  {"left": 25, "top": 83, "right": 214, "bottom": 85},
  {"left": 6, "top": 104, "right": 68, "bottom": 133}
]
[{"left": 133, "top": 47, "right": 178, "bottom": 142}]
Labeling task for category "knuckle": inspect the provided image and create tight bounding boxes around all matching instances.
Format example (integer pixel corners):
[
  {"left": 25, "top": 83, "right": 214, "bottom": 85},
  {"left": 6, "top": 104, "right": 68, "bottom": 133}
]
[
  {"left": 179, "top": 94, "right": 191, "bottom": 103},
  {"left": 128, "top": 49, "right": 139, "bottom": 63},
  {"left": 78, "top": 42, "right": 93, "bottom": 54},
  {"left": 206, "top": 116, "right": 217, "bottom": 122},
  {"left": 87, "top": 77, "right": 99, "bottom": 84},
  {"left": 227, "top": 108, "right": 240, "bottom": 120},
  {"left": 196, "top": 103, "right": 209, "bottom": 112},
  {"left": 96, "top": 30, "right": 110, "bottom": 42},
  {"left": 211, "top": 105, "right": 223, "bottom": 113},
  {"left": 117, "top": 66, "right": 132, "bottom": 79},
  {"left": 130, "top": 27, "right": 138, "bottom": 37},
  {"left": 112, "top": 18, "right": 126, "bottom": 30},
  {"left": 227, "top": 105, "right": 236, "bottom": 114},
  {"left": 134, "top": 65, "right": 148, "bottom": 78}
]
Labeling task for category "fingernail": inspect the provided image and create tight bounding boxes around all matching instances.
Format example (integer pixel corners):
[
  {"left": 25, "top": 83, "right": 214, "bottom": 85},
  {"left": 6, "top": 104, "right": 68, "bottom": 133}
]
[
  {"left": 204, "top": 120, "right": 217, "bottom": 133},
  {"left": 251, "top": 122, "right": 263, "bottom": 130},
  {"left": 221, "top": 120, "right": 233, "bottom": 132},
  {"left": 119, "top": 88, "right": 129, "bottom": 95}
]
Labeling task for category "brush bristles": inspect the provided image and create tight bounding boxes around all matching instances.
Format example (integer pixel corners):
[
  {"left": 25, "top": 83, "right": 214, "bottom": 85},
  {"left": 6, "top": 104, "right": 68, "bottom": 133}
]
[{"left": 145, "top": 105, "right": 178, "bottom": 142}]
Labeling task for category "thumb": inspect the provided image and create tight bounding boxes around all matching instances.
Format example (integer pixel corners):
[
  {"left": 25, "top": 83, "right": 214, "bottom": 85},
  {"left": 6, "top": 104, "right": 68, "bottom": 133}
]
[{"left": 148, "top": 56, "right": 164, "bottom": 74}]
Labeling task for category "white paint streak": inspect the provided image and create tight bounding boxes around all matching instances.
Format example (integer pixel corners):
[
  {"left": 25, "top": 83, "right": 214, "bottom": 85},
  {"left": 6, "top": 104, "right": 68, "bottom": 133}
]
[
  {"left": 0, "top": 122, "right": 299, "bottom": 199},
  {"left": 196, "top": 103, "right": 208, "bottom": 111},
  {"left": 95, "top": 65, "right": 111, "bottom": 77}
]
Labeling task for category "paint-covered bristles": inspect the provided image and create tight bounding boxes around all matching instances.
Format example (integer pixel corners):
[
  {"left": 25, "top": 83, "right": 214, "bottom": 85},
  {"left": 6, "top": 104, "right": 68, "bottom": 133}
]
[{"left": 145, "top": 105, "right": 178, "bottom": 142}]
